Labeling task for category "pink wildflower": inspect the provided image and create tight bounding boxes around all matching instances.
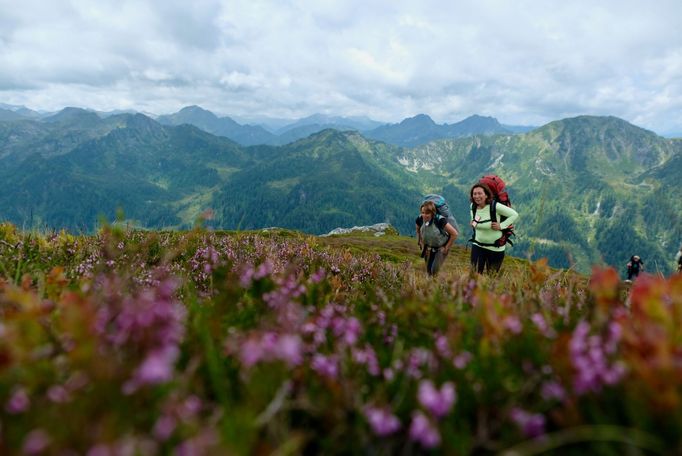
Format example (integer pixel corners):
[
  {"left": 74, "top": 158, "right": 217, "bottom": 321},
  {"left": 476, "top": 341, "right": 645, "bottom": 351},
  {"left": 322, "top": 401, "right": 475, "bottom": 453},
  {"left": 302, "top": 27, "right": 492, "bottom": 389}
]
[
  {"left": 179, "top": 395, "right": 203, "bottom": 421},
  {"left": 364, "top": 406, "right": 401, "bottom": 436},
  {"left": 409, "top": 411, "right": 441, "bottom": 448},
  {"left": 311, "top": 354, "right": 339, "bottom": 379},
  {"left": 434, "top": 334, "right": 451, "bottom": 358},
  {"left": 6, "top": 387, "right": 30, "bottom": 414},
  {"left": 510, "top": 407, "right": 546, "bottom": 438},
  {"left": 47, "top": 385, "right": 71, "bottom": 403},
  {"left": 569, "top": 320, "right": 626, "bottom": 394},
  {"left": 503, "top": 315, "right": 523, "bottom": 334},
  {"left": 153, "top": 415, "right": 177, "bottom": 441},
  {"left": 531, "top": 313, "right": 556, "bottom": 338},
  {"left": 417, "top": 380, "right": 456, "bottom": 418},
  {"left": 23, "top": 429, "right": 50, "bottom": 455},
  {"left": 240, "top": 337, "right": 265, "bottom": 367},
  {"left": 276, "top": 333, "right": 303, "bottom": 366},
  {"left": 124, "top": 346, "right": 179, "bottom": 394},
  {"left": 453, "top": 351, "right": 473, "bottom": 369},
  {"left": 541, "top": 381, "right": 567, "bottom": 402}
]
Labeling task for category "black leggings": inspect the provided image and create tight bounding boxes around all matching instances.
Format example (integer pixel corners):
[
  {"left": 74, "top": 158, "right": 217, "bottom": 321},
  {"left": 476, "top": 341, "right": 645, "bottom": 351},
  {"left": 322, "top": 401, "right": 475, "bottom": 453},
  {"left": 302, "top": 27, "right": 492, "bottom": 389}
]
[
  {"left": 470, "top": 244, "right": 505, "bottom": 274},
  {"left": 425, "top": 247, "right": 446, "bottom": 276}
]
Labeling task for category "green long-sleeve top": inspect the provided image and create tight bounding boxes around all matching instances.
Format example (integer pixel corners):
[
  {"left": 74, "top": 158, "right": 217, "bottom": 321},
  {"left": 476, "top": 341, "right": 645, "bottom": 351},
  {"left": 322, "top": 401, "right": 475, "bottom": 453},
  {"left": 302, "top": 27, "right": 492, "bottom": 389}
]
[{"left": 470, "top": 203, "right": 519, "bottom": 252}]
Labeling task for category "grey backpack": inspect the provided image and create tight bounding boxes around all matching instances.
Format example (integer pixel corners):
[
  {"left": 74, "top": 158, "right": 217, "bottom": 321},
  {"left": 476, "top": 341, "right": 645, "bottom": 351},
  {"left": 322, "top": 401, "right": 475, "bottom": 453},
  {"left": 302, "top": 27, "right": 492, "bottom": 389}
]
[{"left": 420, "top": 215, "right": 450, "bottom": 248}]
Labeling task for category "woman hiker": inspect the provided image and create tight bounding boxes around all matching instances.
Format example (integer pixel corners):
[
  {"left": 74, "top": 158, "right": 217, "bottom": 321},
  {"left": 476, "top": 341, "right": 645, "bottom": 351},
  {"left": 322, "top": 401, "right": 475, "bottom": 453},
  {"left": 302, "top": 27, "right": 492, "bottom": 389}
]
[
  {"left": 469, "top": 182, "right": 519, "bottom": 274},
  {"left": 416, "top": 200, "right": 458, "bottom": 276}
]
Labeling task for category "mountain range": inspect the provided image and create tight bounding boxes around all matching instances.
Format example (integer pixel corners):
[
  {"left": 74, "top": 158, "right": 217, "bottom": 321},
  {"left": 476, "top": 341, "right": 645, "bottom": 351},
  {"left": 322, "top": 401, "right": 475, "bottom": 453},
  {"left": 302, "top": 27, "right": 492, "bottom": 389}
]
[
  {"left": 0, "top": 105, "right": 680, "bottom": 274},
  {"left": 1, "top": 104, "right": 534, "bottom": 148}
]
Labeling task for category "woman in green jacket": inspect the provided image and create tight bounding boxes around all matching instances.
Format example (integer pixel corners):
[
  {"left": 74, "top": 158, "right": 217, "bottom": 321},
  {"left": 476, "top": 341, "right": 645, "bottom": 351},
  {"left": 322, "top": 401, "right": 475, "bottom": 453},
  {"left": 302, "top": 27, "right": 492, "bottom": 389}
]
[{"left": 469, "top": 183, "right": 519, "bottom": 274}]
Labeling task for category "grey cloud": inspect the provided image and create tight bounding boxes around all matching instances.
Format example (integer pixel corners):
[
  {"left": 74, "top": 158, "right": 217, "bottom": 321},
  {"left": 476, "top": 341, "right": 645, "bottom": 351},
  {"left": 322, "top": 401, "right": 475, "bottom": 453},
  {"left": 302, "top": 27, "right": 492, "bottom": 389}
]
[
  {"left": 151, "top": 1, "right": 224, "bottom": 51},
  {"left": 0, "top": 0, "right": 680, "bottom": 134}
]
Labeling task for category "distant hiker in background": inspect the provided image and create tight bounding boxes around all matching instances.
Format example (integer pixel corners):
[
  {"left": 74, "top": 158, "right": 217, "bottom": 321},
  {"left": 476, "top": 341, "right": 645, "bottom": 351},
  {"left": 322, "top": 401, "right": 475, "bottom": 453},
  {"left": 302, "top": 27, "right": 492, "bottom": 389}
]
[
  {"left": 676, "top": 246, "right": 682, "bottom": 273},
  {"left": 416, "top": 201, "right": 458, "bottom": 276},
  {"left": 625, "top": 255, "right": 644, "bottom": 281},
  {"left": 469, "top": 183, "right": 519, "bottom": 274}
]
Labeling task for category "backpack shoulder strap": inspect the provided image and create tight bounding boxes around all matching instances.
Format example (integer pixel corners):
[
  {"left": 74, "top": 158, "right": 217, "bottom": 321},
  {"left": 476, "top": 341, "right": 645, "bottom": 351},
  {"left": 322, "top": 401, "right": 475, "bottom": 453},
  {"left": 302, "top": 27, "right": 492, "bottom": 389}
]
[
  {"left": 434, "top": 214, "right": 450, "bottom": 238},
  {"left": 490, "top": 200, "right": 497, "bottom": 223}
]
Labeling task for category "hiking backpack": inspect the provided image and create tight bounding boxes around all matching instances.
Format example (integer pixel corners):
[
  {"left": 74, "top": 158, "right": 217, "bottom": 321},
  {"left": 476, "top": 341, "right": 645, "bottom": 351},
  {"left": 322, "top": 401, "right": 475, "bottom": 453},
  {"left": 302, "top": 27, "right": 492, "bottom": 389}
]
[
  {"left": 422, "top": 194, "right": 459, "bottom": 233},
  {"left": 420, "top": 215, "right": 451, "bottom": 249},
  {"left": 470, "top": 175, "right": 515, "bottom": 247}
]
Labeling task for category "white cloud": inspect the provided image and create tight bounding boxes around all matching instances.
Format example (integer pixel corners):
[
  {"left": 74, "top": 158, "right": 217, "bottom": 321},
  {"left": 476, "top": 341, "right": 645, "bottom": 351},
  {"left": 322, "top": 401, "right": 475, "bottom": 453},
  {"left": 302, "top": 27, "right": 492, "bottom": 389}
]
[{"left": 0, "top": 0, "right": 680, "bottom": 133}]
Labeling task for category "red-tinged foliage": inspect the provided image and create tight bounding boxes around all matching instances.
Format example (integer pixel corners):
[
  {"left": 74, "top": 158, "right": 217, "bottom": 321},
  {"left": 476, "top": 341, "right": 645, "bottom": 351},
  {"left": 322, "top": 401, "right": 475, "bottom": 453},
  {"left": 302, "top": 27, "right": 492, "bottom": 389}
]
[
  {"left": 620, "top": 274, "right": 682, "bottom": 411},
  {"left": 589, "top": 266, "right": 622, "bottom": 316}
]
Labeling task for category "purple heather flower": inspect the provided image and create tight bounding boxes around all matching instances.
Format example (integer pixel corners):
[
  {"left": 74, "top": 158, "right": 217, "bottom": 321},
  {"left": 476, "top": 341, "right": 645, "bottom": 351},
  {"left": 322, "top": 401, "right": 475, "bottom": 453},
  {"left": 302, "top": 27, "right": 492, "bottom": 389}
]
[
  {"left": 453, "top": 351, "right": 473, "bottom": 369},
  {"left": 384, "top": 324, "right": 398, "bottom": 345},
  {"left": 434, "top": 334, "right": 451, "bottom": 358},
  {"left": 352, "top": 345, "right": 380, "bottom": 376},
  {"left": 6, "top": 387, "right": 30, "bottom": 414},
  {"left": 510, "top": 407, "right": 546, "bottom": 438},
  {"left": 153, "top": 415, "right": 177, "bottom": 441},
  {"left": 179, "top": 395, "right": 203, "bottom": 421},
  {"left": 240, "top": 338, "right": 265, "bottom": 367},
  {"left": 503, "top": 315, "right": 523, "bottom": 334},
  {"left": 531, "top": 313, "right": 556, "bottom": 338},
  {"left": 174, "top": 429, "right": 220, "bottom": 456},
  {"left": 124, "top": 346, "right": 179, "bottom": 394},
  {"left": 333, "top": 317, "right": 362, "bottom": 346},
  {"left": 254, "top": 260, "right": 274, "bottom": 280},
  {"left": 417, "top": 380, "right": 456, "bottom": 418},
  {"left": 541, "top": 381, "right": 566, "bottom": 402},
  {"left": 310, "top": 268, "right": 326, "bottom": 283},
  {"left": 47, "top": 385, "right": 71, "bottom": 404},
  {"left": 22, "top": 429, "right": 50, "bottom": 455},
  {"left": 409, "top": 411, "right": 441, "bottom": 448},
  {"left": 311, "top": 354, "right": 339, "bottom": 379},
  {"left": 137, "top": 346, "right": 179, "bottom": 383},
  {"left": 276, "top": 334, "right": 303, "bottom": 366},
  {"left": 239, "top": 265, "right": 255, "bottom": 287},
  {"left": 87, "top": 444, "right": 112, "bottom": 456},
  {"left": 365, "top": 406, "right": 401, "bottom": 436},
  {"left": 604, "top": 321, "right": 622, "bottom": 354},
  {"left": 383, "top": 368, "right": 395, "bottom": 381},
  {"left": 406, "top": 348, "right": 436, "bottom": 378},
  {"left": 570, "top": 320, "right": 626, "bottom": 394}
]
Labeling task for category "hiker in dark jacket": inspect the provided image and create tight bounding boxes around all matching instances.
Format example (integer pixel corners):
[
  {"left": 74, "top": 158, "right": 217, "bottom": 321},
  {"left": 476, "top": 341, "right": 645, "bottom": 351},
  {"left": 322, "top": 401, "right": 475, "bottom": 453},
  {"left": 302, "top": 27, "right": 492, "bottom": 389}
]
[
  {"left": 416, "top": 201, "right": 458, "bottom": 276},
  {"left": 626, "top": 255, "right": 644, "bottom": 281},
  {"left": 469, "top": 183, "right": 519, "bottom": 274},
  {"left": 676, "top": 246, "right": 682, "bottom": 273}
]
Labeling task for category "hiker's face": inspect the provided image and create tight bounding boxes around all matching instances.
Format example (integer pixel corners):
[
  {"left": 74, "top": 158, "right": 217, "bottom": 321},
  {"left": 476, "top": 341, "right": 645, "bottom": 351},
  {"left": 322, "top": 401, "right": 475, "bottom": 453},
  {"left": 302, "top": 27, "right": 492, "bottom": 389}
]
[
  {"left": 472, "top": 187, "right": 487, "bottom": 206},
  {"left": 420, "top": 209, "right": 433, "bottom": 222}
]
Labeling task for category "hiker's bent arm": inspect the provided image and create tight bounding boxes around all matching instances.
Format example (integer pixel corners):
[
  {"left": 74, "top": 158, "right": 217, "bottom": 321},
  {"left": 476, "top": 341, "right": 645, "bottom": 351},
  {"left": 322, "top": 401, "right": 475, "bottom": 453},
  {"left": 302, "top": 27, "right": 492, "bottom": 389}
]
[
  {"left": 443, "top": 223, "right": 458, "bottom": 254},
  {"left": 416, "top": 223, "right": 422, "bottom": 247},
  {"left": 496, "top": 205, "right": 519, "bottom": 229}
]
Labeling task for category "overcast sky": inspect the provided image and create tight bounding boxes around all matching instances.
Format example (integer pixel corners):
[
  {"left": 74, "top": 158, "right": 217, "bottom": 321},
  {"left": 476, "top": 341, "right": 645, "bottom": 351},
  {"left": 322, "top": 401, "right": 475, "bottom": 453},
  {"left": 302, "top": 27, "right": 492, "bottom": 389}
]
[{"left": 1, "top": 0, "right": 680, "bottom": 134}]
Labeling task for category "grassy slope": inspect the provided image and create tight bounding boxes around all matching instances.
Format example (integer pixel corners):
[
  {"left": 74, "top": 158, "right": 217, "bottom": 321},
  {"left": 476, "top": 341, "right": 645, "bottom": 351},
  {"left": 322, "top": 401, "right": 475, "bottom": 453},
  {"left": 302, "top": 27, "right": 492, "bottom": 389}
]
[{"left": 316, "top": 231, "right": 566, "bottom": 280}]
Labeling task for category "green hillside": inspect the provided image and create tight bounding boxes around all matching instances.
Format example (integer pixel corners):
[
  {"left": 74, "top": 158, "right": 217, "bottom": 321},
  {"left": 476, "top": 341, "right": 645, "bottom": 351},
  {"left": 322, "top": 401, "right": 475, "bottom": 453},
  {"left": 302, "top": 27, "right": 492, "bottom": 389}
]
[
  {"left": 0, "top": 113, "right": 679, "bottom": 274},
  {"left": 213, "top": 129, "right": 424, "bottom": 234}
]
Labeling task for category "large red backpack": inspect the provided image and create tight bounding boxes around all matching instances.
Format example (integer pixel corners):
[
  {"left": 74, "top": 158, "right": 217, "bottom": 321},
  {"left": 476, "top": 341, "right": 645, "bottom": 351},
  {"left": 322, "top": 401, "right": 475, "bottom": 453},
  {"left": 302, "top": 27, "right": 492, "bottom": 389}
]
[{"left": 471, "top": 175, "right": 515, "bottom": 247}]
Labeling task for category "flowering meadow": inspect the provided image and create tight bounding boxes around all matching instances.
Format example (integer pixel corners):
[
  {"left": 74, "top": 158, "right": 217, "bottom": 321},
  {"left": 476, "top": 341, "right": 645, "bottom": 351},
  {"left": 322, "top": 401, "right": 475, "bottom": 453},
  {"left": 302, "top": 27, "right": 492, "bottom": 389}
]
[{"left": 0, "top": 222, "right": 681, "bottom": 455}]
